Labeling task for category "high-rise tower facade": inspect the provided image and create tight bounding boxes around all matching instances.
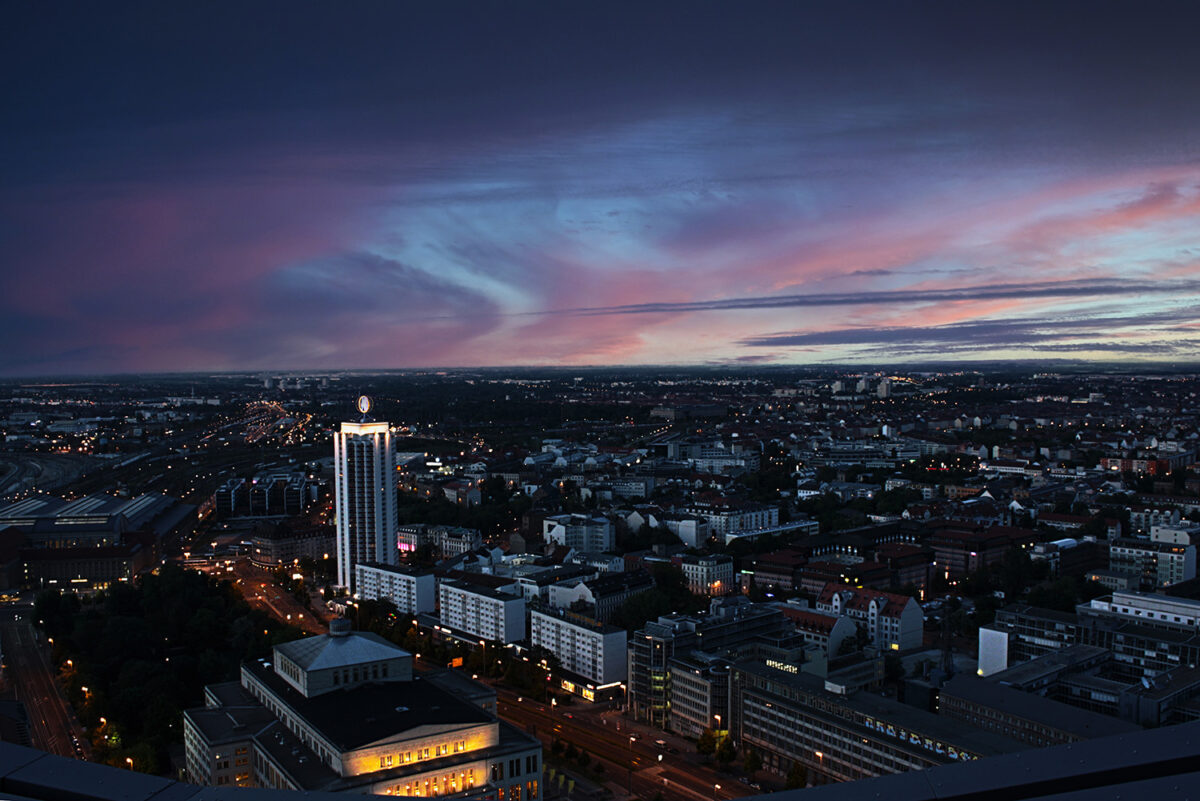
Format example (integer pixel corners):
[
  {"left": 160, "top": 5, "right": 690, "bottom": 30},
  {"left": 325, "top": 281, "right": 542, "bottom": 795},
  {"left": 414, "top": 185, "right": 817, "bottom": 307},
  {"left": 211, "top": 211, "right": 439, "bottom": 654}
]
[{"left": 334, "top": 396, "right": 398, "bottom": 592}]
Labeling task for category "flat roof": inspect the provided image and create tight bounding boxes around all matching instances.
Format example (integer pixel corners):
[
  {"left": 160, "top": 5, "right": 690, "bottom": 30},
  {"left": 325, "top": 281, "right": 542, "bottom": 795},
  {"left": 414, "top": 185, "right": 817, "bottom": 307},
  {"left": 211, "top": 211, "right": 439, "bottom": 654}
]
[
  {"left": 940, "top": 675, "right": 1139, "bottom": 739},
  {"left": 244, "top": 661, "right": 490, "bottom": 751},
  {"left": 735, "top": 661, "right": 1024, "bottom": 757}
]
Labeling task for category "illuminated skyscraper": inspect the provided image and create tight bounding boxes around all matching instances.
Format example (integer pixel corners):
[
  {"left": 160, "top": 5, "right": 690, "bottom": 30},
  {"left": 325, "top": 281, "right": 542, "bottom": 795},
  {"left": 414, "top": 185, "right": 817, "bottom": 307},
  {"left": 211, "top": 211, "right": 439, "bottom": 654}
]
[{"left": 334, "top": 396, "right": 397, "bottom": 591}]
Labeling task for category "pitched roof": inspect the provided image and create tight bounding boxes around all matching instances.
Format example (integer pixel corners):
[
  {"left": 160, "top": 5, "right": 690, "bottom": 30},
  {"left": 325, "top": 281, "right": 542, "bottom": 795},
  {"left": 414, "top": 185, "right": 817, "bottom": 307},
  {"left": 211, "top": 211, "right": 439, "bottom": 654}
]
[
  {"left": 275, "top": 631, "right": 409, "bottom": 671},
  {"left": 817, "top": 583, "right": 914, "bottom": 618}
]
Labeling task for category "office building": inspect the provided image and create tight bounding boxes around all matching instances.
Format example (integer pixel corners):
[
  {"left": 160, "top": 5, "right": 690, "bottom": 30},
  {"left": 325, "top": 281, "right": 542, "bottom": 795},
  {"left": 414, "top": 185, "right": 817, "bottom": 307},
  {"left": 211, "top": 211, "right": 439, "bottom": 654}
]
[
  {"left": 668, "top": 652, "right": 730, "bottom": 738},
  {"left": 627, "top": 599, "right": 796, "bottom": 728},
  {"left": 730, "top": 660, "right": 1023, "bottom": 783},
  {"left": 334, "top": 397, "right": 397, "bottom": 592}
]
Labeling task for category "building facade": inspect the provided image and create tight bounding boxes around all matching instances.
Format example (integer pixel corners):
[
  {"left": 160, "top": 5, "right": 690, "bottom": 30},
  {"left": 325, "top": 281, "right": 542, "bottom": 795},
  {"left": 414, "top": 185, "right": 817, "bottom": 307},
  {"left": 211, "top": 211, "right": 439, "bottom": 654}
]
[
  {"left": 183, "top": 620, "right": 542, "bottom": 798},
  {"left": 334, "top": 400, "right": 398, "bottom": 592},
  {"left": 530, "top": 608, "right": 626, "bottom": 697},
  {"left": 439, "top": 581, "right": 526, "bottom": 643},
  {"left": 816, "top": 585, "right": 924, "bottom": 651},
  {"left": 681, "top": 554, "right": 735, "bottom": 596},
  {"left": 355, "top": 563, "right": 437, "bottom": 616}
]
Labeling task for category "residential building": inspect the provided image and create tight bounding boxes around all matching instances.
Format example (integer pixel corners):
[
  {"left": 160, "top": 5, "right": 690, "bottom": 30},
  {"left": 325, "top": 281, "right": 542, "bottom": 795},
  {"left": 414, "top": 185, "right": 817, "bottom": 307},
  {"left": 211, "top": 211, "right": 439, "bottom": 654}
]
[
  {"left": 396, "top": 525, "right": 483, "bottom": 559},
  {"left": 355, "top": 563, "right": 437, "bottom": 616},
  {"left": 816, "top": 585, "right": 924, "bottom": 651},
  {"left": 542, "top": 514, "right": 614, "bottom": 553},
  {"left": 530, "top": 608, "right": 626, "bottom": 698},
  {"left": 685, "top": 500, "right": 778, "bottom": 537},
  {"left": 680, "top": 554, "right": 734, "bottom": 596},
  {"left": 1108, "top": 538, "right": 1196, "bottom": 589},
  {"left": 778, "top": 605, "right": 856, "bottom": 656},
  {"left": 548, "top": 569, "right": 655, "bottom": 624},
  {"left": 439, "top": 581, "right": 526, "bottom": 643}
]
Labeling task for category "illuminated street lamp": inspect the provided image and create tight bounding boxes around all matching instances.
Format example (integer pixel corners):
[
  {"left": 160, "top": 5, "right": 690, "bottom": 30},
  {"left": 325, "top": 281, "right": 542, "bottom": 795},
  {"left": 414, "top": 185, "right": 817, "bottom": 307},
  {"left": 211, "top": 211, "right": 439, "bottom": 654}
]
[
  {"left": 628, "top": 735, "right": 637, "bottom": 794},
  {"left": 126, "top": 757, "right": 133, "bottom": 770},
  {"left": 713, "top": 783, "right": 721, "bottom": 801}
]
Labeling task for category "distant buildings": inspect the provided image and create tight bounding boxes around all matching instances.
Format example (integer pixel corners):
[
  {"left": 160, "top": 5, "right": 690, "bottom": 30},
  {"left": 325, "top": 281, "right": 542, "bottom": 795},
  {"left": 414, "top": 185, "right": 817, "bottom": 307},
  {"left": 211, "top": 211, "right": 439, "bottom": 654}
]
[
  {"left": 0, "top": 492, "right": 191, "bottom": 591},
  {"left": 250, "top": 524, "right": 334, "bottom": 568},
  {"left": 397, "top": 524, "right": 482, "bottom": 559},
  {"left": 334, "top": 397, "right": 397, "bottom": 592},
  {"left": 542, "top": 514, "right": 613, "bottom": 553},
  {"left": 680, "top": 554, "right": 734, "bottom": 596}
]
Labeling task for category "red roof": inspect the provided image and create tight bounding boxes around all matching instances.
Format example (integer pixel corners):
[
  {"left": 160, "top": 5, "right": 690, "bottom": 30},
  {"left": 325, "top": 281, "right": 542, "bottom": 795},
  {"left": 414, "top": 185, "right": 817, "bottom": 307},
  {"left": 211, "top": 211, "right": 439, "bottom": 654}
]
[
  {"left": 817, "top": 582, "right": 913, "bottom": 619},
  {"left": 781, "top": 607, "right": 838, "bottom": 635}
]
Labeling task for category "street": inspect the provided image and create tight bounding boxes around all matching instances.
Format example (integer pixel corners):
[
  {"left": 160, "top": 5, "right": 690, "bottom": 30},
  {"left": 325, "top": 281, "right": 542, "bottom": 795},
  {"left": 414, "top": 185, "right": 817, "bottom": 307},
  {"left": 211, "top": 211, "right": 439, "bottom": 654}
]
[
  {"left": 0, "top": 606, "right": 89, "bottom": 760},
  {"left": 229, "top": 558, "right": 329, "bottom": 635},
  {"left": 494, "top": 688, "right": 751, "bottom": 801}
]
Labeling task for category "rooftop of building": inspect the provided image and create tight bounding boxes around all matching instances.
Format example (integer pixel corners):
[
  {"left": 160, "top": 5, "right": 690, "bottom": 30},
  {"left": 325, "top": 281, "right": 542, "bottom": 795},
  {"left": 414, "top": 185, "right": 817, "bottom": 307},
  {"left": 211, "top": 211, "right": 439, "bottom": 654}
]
[
  {"left": 734, "top": 660, "right": 1024, "bottom": 757},
  {"left": 764, "top": 718, "right": 1200, "bottom": 801},
  {"left": 940, "top": 674, "right": 1140, "bottom": 739},
  {"left": 986, "top": 644, "right": 1110, "bottom": 687},
  {"left": 355, "top": 561, "right": 434, "bottom": 577},
  {"left": 274, "top": 628, "right": 410, "bottom": 672},
  {"left": 243, "top": 661, "right": 490, "bottom": 752},
  {"left": 439, "top": 579, "right": 523, "bottom": 602},
  {"left": 816, "top": 583, "right": 915, "bottom": 618},
  {"left": 531, "top": 606, "right": 623, "bottom": 635}
]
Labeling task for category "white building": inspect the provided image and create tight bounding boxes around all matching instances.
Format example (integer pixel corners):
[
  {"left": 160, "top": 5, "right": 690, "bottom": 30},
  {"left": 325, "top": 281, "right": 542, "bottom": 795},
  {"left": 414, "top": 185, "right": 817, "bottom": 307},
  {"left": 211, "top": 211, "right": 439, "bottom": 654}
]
[
  {"left": 543, "top": 514, "right": 614, "bottom": 553},
  {"left": 439, "top": 580, "right": 526, "bottom": 643},
  {"left": 685, "top": 501, "right": 778, "bottom": 536},
  {"left": 355, "top": 563, "right": 437, "bottom": 616},
  {"left": 680, "top": 554, "right": 735, "bottom": 596},
  {"left": 1088, "top": 590, "right": 1200, "bottom": 628},
  {"left": 816, "top": 584, "right": 924, "bottom": 651},
  {"left": 1109, "top": 538, "right": 1196, "bottom": 589},
  {"left": 660, "top": 514, "right": 710, "bottom": 548},
  {"left": 183, "top": 619, "right": 542, "bottom": 797},
  {"left": 334, "top": 397, "right": 397, "bottom": 592},
  {"left": 530, "top": 608, "right": 627, "bottom": 691}
]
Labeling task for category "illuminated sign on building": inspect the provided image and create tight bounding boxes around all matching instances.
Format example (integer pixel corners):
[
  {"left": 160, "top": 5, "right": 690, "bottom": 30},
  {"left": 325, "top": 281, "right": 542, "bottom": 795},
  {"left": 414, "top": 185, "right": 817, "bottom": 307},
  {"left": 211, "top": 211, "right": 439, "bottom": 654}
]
[{"left": 861, "top": 716, "right": 978, "bottom": 761}]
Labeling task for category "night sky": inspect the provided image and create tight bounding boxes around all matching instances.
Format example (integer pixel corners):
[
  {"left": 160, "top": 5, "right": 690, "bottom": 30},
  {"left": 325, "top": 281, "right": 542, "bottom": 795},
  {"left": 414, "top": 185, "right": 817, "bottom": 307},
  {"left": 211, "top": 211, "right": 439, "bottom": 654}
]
[{"left": 4, "top": 1, "right": 1200, "bottom": 375}]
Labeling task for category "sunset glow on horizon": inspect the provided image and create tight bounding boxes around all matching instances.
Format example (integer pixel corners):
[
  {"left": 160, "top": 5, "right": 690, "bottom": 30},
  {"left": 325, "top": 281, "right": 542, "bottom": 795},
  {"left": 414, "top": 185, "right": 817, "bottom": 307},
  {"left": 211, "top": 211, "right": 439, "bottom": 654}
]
[{"left": 3, "top": 2, "right": 1199, "bottom": 375}]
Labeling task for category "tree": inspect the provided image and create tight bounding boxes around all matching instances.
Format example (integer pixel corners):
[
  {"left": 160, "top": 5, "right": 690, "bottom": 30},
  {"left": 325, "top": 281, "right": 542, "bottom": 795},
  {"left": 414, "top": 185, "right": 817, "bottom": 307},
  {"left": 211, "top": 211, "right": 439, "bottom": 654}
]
[
  {"left": 697, "top": 728, "right": 717, "bottom": 756},
  {"left": 785, "top": 762, "right": 807, "bottom": 789},
  {"left": 743, "top": 747, "right": 763, "bottom": 774},
  {"left": 715, "top": 735, "right": 737, "bottom": 766}
]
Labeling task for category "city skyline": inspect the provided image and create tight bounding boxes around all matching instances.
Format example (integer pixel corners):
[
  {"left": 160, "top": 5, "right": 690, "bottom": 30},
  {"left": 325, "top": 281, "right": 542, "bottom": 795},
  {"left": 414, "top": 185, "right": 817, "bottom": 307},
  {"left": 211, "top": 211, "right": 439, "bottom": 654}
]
[{"left": 4, "top": 1, "right": 1200, "bottom": 376}]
